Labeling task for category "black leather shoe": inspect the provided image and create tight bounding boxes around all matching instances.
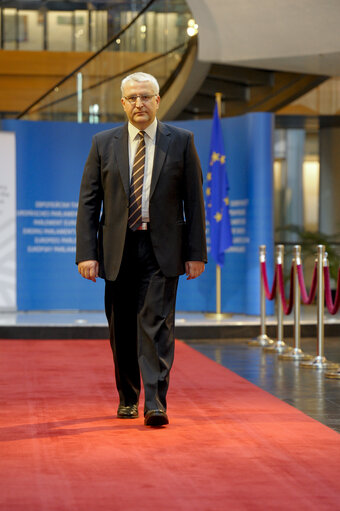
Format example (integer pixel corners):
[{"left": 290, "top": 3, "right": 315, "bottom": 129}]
[
  {"left": 117, "top": 404, "right": 139, "bottom": 419},
  {"left": 144, "top": 410, "right": 169, "bottom": 426}
]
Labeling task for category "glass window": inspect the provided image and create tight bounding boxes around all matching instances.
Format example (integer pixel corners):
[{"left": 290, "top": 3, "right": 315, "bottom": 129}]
[
  {"left": 3, "top": 8, "right": 18, "bottom": 49},
  {"left": 74, "top": 10, "right": 89, "bottom": 52},
  {"left": 18, "top": 10, "right": 43, "bottom": 50},
  {"left": 47, "top": 11, "right": 73, "bottom": 51},
  {"left": 91, "top": 11, "right": 107, "bottom": 52},
  {"left": 303, "top": 158, "right": 320, "bottom": 232},
  {"left": 274, "top": 127, "right": 320, "bottom": 237}
]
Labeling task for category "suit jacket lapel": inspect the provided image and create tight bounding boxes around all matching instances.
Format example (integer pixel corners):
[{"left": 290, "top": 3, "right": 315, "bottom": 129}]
[
  {"left": 113, "top": 123, "right": 129, "bottom": 200},
  {"left": 150, "top": 121, "right": 171, "bottom": 199}
]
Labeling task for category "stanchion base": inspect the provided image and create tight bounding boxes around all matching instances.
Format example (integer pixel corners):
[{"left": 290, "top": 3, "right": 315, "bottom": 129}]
[
  {"left": 248, "top": 334, "right": 274, "bottom": 347},
  {"left": 204, "top": 313, "right": 232, "bottom": 320},
  {"left": 325, "top": 369, "right": 340, "bottom": 379},
  {"left": 279, "top": 349, "right": 314, "bottom": 361},
  {"left": 263, "top": 341, "right": 289, "bottom": 353},
  {"left": 300, "top": 356, "right": 340, "bottom": 370}
]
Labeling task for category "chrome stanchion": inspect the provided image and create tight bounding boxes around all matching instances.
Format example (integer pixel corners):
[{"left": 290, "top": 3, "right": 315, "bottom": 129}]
[
  {"left": 301, "top": 245, "right": 339, "bottom": 370},
  {"left": 279, "top": 245, "right": 313, "bottom": 361},
  {"left": 324, "top": 250, "right": 340, "bottom": 378},
  {"left": 325, "top": 367, "right": 340, "bottom": 379},
  {"left": 249, "top": 245, "right": 274, "bottom": 347},
  {"left": 264, "top": 244, "right": 289, "bottom": 353}
]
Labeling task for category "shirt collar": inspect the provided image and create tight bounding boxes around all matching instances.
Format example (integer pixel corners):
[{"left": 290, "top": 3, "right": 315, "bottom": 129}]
[{"left": 128, "top": 118, "right": 158, "bottom": 142}]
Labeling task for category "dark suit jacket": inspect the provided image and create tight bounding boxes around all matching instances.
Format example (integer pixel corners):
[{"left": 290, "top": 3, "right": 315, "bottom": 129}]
[{"left": 76, "top": 121, "right": 207, "bottom": 280}]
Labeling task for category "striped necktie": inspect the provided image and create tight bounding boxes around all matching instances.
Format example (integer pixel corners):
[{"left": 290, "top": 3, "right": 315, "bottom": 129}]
[{"left": 128, "top": 130, "right": 145, "bottom": 231}]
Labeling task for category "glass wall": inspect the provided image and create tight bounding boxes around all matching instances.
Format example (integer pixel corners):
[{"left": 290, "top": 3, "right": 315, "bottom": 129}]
[
  {"left": 0, "top": 1, "right": 191, "bottom": 53},
  {"left": 274, "top": 125, "right": 320, "bottom": 239},
  {"left": 47, "top": 11, "right": 74, "bottom": 52},
  {"left": 273, "top": 122, "right": 324, "bottom": 281},
  {"left": 0, "top": 6, "right": 106, "bottom": 51},
  {"left": 19, "top": 0, "right": 195, "bottom": 123},
  {"left": 17, "top": 9, "right": 45, "bottom": 51}
]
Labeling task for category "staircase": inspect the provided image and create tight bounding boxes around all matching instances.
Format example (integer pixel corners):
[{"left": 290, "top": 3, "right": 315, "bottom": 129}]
[{"left": 178, "top": 63, "right": 327, "bottom": 119}]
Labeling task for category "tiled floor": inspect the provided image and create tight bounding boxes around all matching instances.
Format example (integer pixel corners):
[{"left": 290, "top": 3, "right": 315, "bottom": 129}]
[
  {"left": 0, "top": 307, "right": 339, "bottom": 327},
  {"left": 188, "top": 337, "right": 340, "bottom": 433}
]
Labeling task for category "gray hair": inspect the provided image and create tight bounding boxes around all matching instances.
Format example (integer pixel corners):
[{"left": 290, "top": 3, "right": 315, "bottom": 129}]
[{"left": 121, "top": 72, "right": 160, "bottom": 96}]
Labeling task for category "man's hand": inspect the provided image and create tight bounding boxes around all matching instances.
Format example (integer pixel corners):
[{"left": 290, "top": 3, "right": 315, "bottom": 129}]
[
  {"left": 185, "top": 261, "right": 205, "bottom": 280},
  {"left": 78, "top": 260, "right": 99, "bottom": 282}
]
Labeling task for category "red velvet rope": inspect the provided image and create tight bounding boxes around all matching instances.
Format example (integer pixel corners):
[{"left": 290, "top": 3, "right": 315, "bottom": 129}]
[
  {"left": 260, "top": 261, "right": 277, "bottom": 300},
  {"left": 296, "top": 263, "right": 317, "bottom": 305},
  {"left": 276, "top": 263, "right": 294, "bottom": 315},
  {"left": 324, "top": 266, "right": 340, "bottom": 315}
]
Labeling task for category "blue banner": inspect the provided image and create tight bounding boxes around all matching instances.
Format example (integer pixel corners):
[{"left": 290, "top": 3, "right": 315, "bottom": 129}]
[
  {"left": 1, "top": 120, "right": 109, "bottom": 310},
  {"left": 2, "top": 114, "right": 274, "bottom": 314}
]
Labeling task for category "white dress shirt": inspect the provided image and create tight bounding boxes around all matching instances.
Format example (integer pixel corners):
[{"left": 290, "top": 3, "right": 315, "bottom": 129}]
[{"left": 128, "top": 119, "right": 157, "bottom": 223}]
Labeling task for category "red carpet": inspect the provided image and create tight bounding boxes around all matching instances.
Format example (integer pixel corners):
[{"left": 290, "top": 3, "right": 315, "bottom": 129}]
[{"left": 1, "top": 339, "right": 340, "bottom": 510}]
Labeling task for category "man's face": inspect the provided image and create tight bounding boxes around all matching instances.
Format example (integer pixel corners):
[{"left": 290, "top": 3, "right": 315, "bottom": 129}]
[{"left": 121, "top": 80, "right": 160, "bottom": 130}]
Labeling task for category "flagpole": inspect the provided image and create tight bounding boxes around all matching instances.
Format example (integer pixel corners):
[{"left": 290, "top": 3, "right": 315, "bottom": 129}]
[
  {"left": 215, "top": 93, "right": 222, "bottom": 316},
  {"left": 206, "top": 92, "right": 231, "bottom": 320},
  {"left": 216, "top": 265, "right": 222, "bottom": 315}
]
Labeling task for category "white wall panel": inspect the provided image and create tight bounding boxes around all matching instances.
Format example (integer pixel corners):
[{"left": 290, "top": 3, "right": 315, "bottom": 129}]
[{"left": 0, "top": 132, "right": 16, "bottom": 310}]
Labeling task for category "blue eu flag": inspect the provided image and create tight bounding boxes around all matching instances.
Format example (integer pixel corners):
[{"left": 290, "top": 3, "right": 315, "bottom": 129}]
[{"left": 206, "top": 101, "right": 233, "bottom": 266}]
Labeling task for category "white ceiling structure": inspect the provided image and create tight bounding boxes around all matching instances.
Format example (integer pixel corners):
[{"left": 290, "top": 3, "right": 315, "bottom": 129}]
[{"left": 186, "top": 0, "right": 340, "bottom": 76}]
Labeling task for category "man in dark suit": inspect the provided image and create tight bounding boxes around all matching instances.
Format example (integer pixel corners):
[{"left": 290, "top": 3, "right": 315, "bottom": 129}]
[{"left": 76, "top": 72, "right": 207, "bottom": 427}]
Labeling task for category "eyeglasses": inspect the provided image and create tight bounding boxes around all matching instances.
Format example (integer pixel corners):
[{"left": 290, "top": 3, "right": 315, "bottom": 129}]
[{"left": 124, "top": 94, "right": 157, "bottom": 105}]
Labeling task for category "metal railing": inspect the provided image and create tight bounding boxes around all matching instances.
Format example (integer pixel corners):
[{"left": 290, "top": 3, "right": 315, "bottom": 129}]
[{"left": 16, "top": 0, "right": 196, "bottom": 122}]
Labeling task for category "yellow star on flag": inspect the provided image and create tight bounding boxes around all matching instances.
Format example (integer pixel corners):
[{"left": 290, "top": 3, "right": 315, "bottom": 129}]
[
  {"left": 220, "top": 155, "right": 226, "bottom": 165},
  {"left": 207, "top": 172, "right": 212, "bottom": 181},
  {"left": 214, "top": 211, "right": 222, "bottom": 222},
  {"left": 206, "top": 187, "right": 211, "bottom": 196},
  {"left": 224, "top": 197, "right": 229, "bottom": 206},
  {"left": 210, "top": 152, "right": 220, "bottom": 166}
]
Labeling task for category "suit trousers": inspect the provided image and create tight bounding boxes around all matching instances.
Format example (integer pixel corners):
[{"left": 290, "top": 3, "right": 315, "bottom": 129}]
[{"left": 105, "top": 229, "right": 179, "bottom": 414}]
